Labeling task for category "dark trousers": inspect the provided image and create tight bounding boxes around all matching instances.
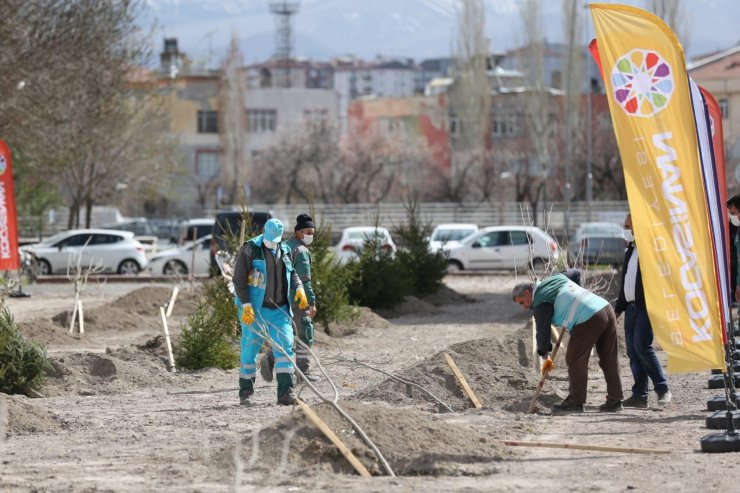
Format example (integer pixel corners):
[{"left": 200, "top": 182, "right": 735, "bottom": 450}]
[
  {"left": 565, "top": 305, "right": 624, "bottom": 404},
  {"left": 624, "top": 303, "right": 669, "bottom": 399}
]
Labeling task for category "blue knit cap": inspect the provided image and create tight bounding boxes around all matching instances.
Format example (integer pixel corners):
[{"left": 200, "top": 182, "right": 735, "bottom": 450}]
[{"left": 263, "top": 218, "right": 284, "bottom": 243}]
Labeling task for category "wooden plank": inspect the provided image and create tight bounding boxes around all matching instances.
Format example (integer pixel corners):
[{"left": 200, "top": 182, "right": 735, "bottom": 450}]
[
  {"left": 499, "top": 439, "right": 670, "bottom": 455},
  {"left": 443, "top": 352, "right": 482, "bottom": 409},
  {"left": 296, "top": 399, "right": 372, "bottom": 477}
]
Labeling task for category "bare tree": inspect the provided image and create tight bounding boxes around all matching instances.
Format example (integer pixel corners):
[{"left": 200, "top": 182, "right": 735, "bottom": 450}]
[
  {"left": 219, "top": 32, "right": 248, "bottom": 204},
  {"left": 447, "top": 0, "right": 492, "bottom": 201}
]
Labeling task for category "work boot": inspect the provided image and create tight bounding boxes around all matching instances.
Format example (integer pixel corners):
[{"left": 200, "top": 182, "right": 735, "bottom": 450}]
[
  {"left": 657, "top": 390, "right": 672, "bottom": 405},
  {"left": 599, "top": 399, "right": 624, "bottom": 412},
  {"left": 259, "top": 352, "right": 274, "bottom": 382},
  {"left": 239, "top": 389, "right": 255, "bottom": 407},
  {"left": 553, "top": 396, "right": 584, "bottom": 413},
  {"left": 622, "top": 395, "right": 648, "bottom": 409},
  {"left": 277, "top": 388, "right": 298, "bottom": 406}
]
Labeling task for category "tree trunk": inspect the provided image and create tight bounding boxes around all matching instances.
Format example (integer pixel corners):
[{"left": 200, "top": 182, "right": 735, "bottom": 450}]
[{"left": 84, "top": 196, "right": 93, "bottom": 228}]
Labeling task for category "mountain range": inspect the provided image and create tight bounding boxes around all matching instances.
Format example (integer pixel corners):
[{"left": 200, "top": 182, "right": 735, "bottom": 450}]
[{"left": 141, "top": 0, "right": 740, "bottom": 67}]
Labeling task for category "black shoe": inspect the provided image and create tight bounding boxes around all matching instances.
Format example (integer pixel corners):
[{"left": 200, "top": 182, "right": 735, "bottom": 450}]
[
  {"left": 622, "top": 395, "right": 648, "bottom": 409},
  {"left": 599, "top": 399, "right": 624, "bottom": 412},
  {"left": 239, "top": 389, "right": 254, "bottom": 407},
  {"left": 260, "top": 353, "right": 274, "bottom": 382},
  {"left": 553, "top": 397, "right": 584, "bottom": 413},
  {"left": 277, "top": 389, "right": 297, "bottom": 406},
  {"left": 657, "top": 390, "right": 672, "bottom": 405}
]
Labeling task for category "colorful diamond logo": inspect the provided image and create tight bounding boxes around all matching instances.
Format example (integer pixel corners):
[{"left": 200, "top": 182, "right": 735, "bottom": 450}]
[{"left": 610, "top": 49, "right": 674, "bottom": 118}]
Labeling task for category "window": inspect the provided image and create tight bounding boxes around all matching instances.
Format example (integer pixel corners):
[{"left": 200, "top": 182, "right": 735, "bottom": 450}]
[
  {"left": 197, "top": 110, "right": 218, "bottom": 133},
  {"left": 509, "top": 231, "right": 530, "bottom": 246},
  {"left": 720, "top": 98, "right": 729, "bottom": 119},
  {"left": 247, "top": 109, "right": 277, "bottom": 132},
  {"left": 196, "top": 151, "right": 220, "bottom": 179},
  {"left": 91, "top": 234, "right": 123, "bottom": 245},
  {"left": 476, "top": 232, "right": 501, "bottom": 247},
  {"left": 57, "top": 234, "right": 93, "bottom": 248},
  {"left": 491, "top": 112, "right": 523, "bottom": 138}
]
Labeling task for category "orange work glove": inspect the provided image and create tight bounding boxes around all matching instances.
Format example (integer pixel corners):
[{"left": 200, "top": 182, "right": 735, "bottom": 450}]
[
  {"left": 541, "top": 357, "right": 555, "bottom": 376},
  {"left": 294, "top": 288, "right": 309, "bottom": 310},
  {"left": 241, "top": 303, "right": 255, "bottom": 325}
]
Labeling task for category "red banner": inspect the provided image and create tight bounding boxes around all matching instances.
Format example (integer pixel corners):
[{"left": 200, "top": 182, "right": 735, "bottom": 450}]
[{"left": 0, "top": 140, "right": 20, "bottom": 271}]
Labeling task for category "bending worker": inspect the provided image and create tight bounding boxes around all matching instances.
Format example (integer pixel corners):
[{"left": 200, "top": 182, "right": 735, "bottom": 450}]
[
  {"left": 233, "top": 218, "right": 309, "bottom": 407},
  {"left": 512, "top": 271, "right": 624, "bottom": 413}
]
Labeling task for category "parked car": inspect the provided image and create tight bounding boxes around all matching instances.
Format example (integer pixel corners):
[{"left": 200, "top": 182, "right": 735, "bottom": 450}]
[
  {"left": 568, "top": 222, "right": 626, "bottom": 267},
  {"left": 177, "top": 218, "right": 214, "bottom": 245},
  {"left": 447, "top": 225, "right": 559, "bottom": 272},
  {"left": 148, "top": 235, "right": 212, "bottom": 276},
  {"left": 334, "top": 226, "right": 396, "bottom": 264},
  {"left": 209, "top": 210, "right": 274, "bottom": 273},
  {"left": 21, "top": 229, "right": 148, "bottom": 275},
  {"left": 429, "top": 223, "right": 479, "bottom": 253},
  {"left": 102, "top": 219, "right": 158, "bottom": 257}
]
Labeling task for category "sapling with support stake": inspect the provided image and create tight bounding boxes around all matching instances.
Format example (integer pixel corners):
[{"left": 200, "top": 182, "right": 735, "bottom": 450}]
[{"left": 66, "top": 239, "right": 104, "bottom": 334}]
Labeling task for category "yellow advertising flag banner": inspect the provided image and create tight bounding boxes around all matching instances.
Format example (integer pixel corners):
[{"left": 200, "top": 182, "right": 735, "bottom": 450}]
[{"left": 590, "top": 4, "right": 724, "bottom": 372}]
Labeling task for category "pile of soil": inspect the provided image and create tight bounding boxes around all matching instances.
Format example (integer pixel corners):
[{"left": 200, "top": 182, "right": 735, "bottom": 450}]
[
  {"left": 41, "top": 337, "right": 209, "bottom": 396},
  {"left": 17, "top": 319, "right": 80, "bottom": 346},
  {"left": 323, "top": 306, "right": 390, "bottom": 337},
  {"left": 2, "top": 394, "right": 63, "bottom": 436},
  {"left": 113, "top": 285, "right": 200, "bottom": 317},
  {"left": 421, "top": 285, "right": 476, "bottom": 306},
  {"left": 377, "top": 296, "right": 443, "bottom": 319},
  {"left": 51, "top": 305, "right": 153, "bottom": 333},
  {"left": 224, "top": 401, "right": 508, "bottom": 477},
  {"left": 354, "top": 325, "right": 566, "bottom": 413}
]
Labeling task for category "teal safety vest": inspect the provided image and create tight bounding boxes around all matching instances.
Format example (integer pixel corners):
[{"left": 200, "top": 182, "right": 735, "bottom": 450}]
[
  {"left": 241, "top": 235, "right": 296, "bottom": 313},
  {"left": 532, "top": 273, "right": 608, "bottom": 331}
]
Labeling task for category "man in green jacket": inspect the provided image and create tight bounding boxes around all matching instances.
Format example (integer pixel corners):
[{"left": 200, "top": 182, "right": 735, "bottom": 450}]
[
  {"left": 260, "top": 214, "right": 320, "bottom": 382},
  {"left": 512, "top": 272, "right": 624, "bottom": 413}
]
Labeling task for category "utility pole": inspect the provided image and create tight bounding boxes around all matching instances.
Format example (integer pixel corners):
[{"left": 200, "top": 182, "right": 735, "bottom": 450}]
[{"left": 269, "top": 1, "right": 300, "bottom": 88}]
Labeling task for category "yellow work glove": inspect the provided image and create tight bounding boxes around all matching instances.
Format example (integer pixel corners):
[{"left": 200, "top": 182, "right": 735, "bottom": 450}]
[
  {"left": 241, "top": 303, "right": 255, "bottom": 325},
  {"left": 294, "top": 288, "right": 309, "bottom": 310},
  {"left": 541, "top": 357, "right": 555, "bottom": 376}
]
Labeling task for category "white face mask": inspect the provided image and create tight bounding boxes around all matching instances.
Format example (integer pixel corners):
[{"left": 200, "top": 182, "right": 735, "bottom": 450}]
[
  {"left": 731, "top": 215, "right": 740, "bottom": 227},
  {"left": 302, "top": 234, "right": 314, "bottom": 246},
  {"left": 623, "top": 229, "right": 635, "bottom": 243},
  {"left": 263, "top": 239, "right": 277, "bottom": 249}
]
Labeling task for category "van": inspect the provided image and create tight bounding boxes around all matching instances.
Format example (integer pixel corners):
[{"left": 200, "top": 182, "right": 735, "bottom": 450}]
[
  {"left": 209, "top": 210, "right": 273, "bottom": 274},
  {"left": 178, "top": 218, "right": 214, "bottom": 245}
]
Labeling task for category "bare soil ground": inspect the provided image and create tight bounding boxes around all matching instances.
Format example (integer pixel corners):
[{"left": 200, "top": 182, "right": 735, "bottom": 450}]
[{"left": 1, "top": 274, "right": 738, "bottom": 492}]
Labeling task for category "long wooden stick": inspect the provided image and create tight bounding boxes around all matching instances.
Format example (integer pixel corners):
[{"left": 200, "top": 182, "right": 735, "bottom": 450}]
[
  {"left": 77, "top": 299, "right": 85, "bottom": 334},
  {"left": 165, "top": 286, "right": 180, "bottom": 318},
  {"left": 296, "top": 399, "right": 372, "bottom": 477},
  {"left": 527, "top": 326, "right": 567, "bottom": 414},
  {"left": 499, "top": 439, "right": 670, "bottom": 455},
  {"left": 159, "top": 306, "right": 177, "bottom": 372},
  {"left": 444, "top": 352, "right": 482, "bottom": 408}
]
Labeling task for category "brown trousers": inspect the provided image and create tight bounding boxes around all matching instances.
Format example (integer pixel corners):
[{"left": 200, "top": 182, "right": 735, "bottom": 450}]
[{"left": 565, "top": 305, "right": 624, "bottom": 404}]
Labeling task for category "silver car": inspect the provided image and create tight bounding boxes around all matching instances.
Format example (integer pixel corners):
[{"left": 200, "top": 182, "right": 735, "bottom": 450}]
[{"left": 22, "top": 229, "right": 148, "bottom": 275}]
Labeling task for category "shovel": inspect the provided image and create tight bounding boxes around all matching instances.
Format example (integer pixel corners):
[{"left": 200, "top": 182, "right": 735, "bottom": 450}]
[{"left": 527, "top": 326, "right": 567, "bottom": 414}]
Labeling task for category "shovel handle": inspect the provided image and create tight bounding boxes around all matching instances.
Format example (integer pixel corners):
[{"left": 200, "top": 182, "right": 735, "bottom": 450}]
[{"left": 527, "top": 326, "right": 567, "bottom": 414}]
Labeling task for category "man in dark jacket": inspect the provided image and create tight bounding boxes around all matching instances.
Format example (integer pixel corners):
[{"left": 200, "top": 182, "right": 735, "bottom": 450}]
[
  {"left": 727, "top": 195, "right": 740, "bottom": 302},
  {"left": 615, "top": 213, "right": 671, "bottom": 408}
]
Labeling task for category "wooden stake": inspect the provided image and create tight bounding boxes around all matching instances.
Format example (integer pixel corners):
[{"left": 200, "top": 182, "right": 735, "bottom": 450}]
[
  {"left": 531, "top": 317, "right": 538, "bottom": 374},
  {"left": 77, "top": 299, "right": 84, "bottom": 334},
  {"left": 499, "top": 439, "right": 670, "bottom": 455},
  {"left": 239, "top": 219, "right": 246, "bottom": 246},
  {"left": 69, "top": 293, "right": 79, "bottom": 334},
  {"left": 296, "top": 399, "right": 372, "bottom": 477},
  {"left": 444, "top": 352, "right": 482, "bottom": 408},
  {"left": 159, "top": 306, "right": 177, "bottom": 372},
  {"left": 189, "top": 228, "right": 197, "bottom": 283},
  {"left": 165, "top": 286, "right": 180, "bottom": 318},
  {"left": 528, "top": 326, "right": 566, "bottom": 414}
]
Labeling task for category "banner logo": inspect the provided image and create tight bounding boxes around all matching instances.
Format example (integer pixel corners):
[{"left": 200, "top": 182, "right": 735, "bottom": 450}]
[
  {"left": 0, "top": 154, "right": 6, "bottom": 176},
  {"left": 611, "top": 49, "right": 674, "bottom": 117}
]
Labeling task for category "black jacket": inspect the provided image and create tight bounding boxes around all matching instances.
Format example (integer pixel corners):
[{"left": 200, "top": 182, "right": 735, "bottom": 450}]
[
  {"left": 731, "top": 222, "right": 738, "bottom": 294},
  {"left": 615, "top": 243, "right": 645, "bottom": 316}
]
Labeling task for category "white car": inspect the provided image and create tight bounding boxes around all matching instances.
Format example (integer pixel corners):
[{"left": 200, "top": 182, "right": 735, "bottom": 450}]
[
  {"left": 334, "top": 226, "right": 396, "bottom": 264},
  {"left": 148, "top": 235, "right": 212, "bottom": 276},
  {"left": 22, "top": 229, "right": 148, "bottom": 275},
  {"left": 429, "top": 223, "right": 479, "bottom": 253},
  {"left": 447, "top": 225, "right": 559, "bottom": 272}
]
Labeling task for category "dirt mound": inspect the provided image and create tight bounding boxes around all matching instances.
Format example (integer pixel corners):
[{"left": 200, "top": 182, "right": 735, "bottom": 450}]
[
  {"left": 51, "top": 305, "right": 153, "bottom": 333},
  {"left": 41, "top": 337, "right": 204, "bottom": 396},
  {"left": 377, "top": 296, "right": 443, "bottom": 319},
  {"left": 421, "top": 285, "right": 476, "bottom": 306},
  {"left": 112, "top": 285, "right": 200, "bottom": 317},
  {"left": 324, "top": 306, "right": 390, "bottom": 337},
  {"left": 17, "top": 318, "right": 80, "bottom": 346},
  {"left": 354, "top": 325, "right": 566, "bottom": 413},
  {"left": 2, "top": 394, "right": 63, "bottom": 436},
  {"left": 224, "top": 401, "right": 507, "bottom": 477}
]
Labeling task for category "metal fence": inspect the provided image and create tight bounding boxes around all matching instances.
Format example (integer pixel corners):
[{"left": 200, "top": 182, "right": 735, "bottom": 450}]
[{"left": 19, "top": 200, "right": 629, "bottom": 243}]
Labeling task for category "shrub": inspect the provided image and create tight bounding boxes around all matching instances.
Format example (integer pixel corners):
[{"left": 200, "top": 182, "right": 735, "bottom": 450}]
[
  {"left": 0, "top": 308, "right": 50, "bottom": 395},
  {"left": 346, "top": 229, "right": 411, "bottom": 310},
  {"left": 393, "top": 199, "right": 448, "bottom": 297},
  {"left": 176, "top": 277, "right": 239, "bottom": 370}
]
